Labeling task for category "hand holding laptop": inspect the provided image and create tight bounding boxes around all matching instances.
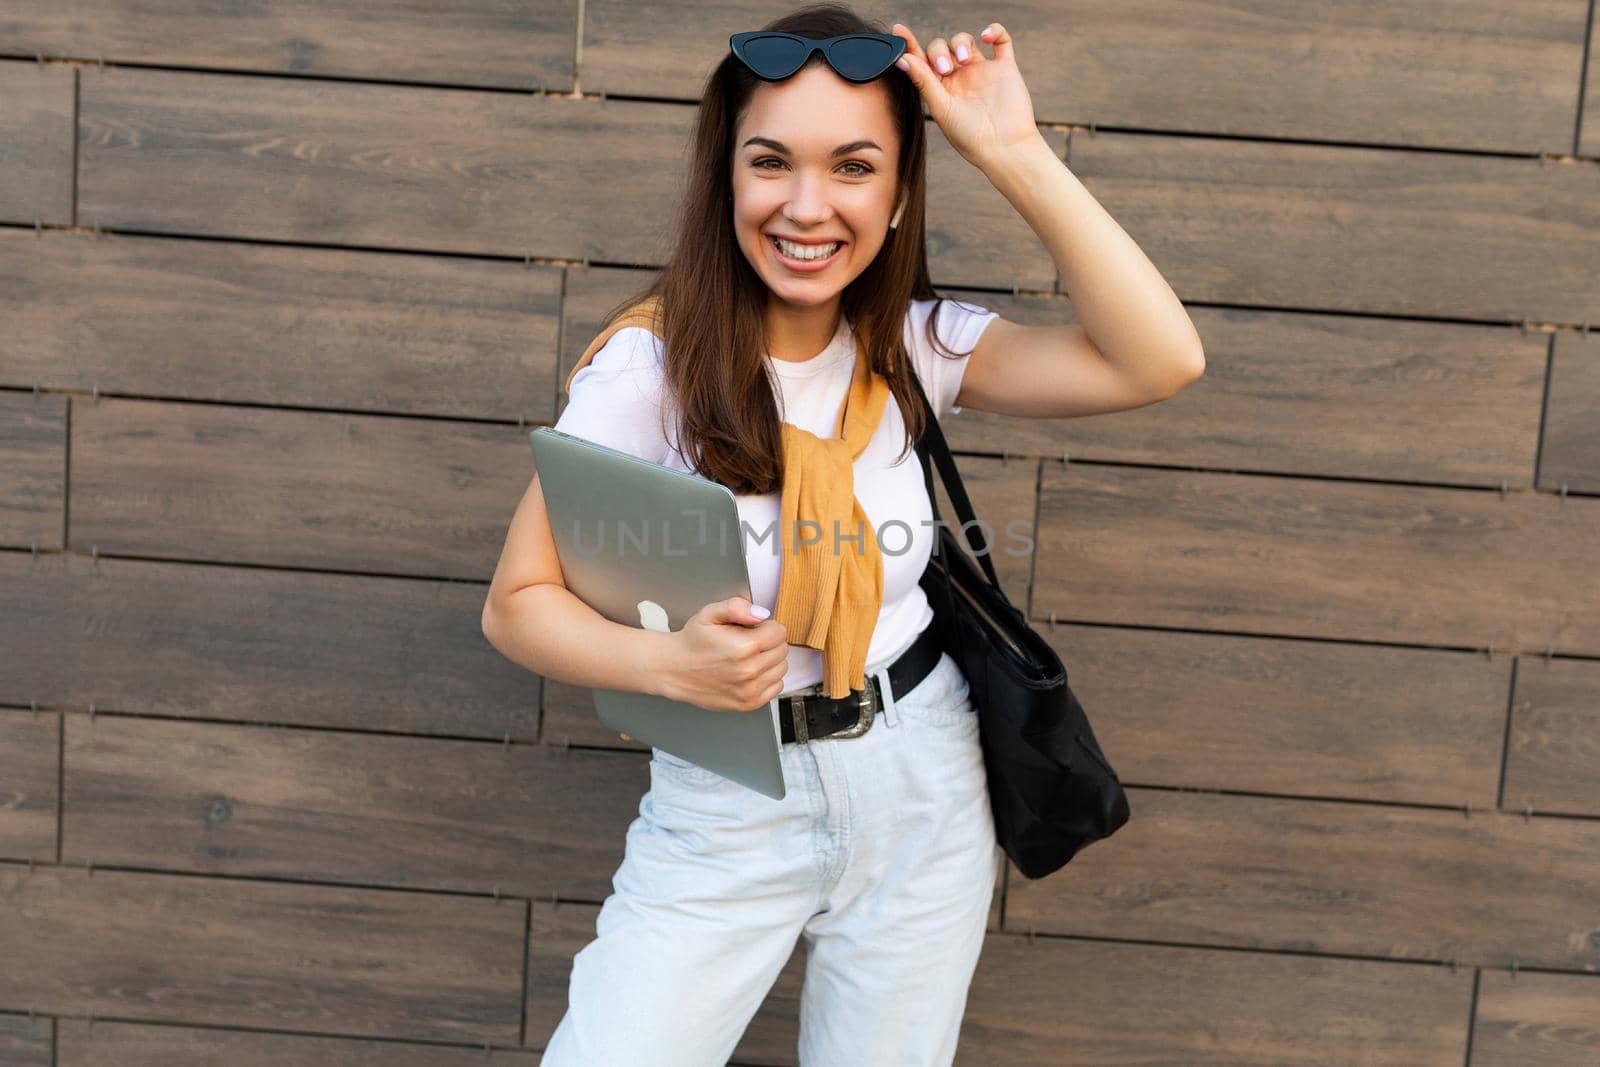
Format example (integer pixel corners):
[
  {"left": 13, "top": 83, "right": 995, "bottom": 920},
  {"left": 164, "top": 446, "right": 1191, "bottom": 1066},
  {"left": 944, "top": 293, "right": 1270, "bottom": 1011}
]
[{"left": 618, "top": 595, "right": 787, "bottom": 738}]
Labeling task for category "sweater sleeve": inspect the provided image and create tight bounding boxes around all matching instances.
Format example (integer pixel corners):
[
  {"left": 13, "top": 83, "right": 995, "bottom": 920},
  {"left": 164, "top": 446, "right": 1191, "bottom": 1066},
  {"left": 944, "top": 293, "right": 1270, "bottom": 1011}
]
[
  {"left": 905, "top": 296, "right": 1000, "bottom": 416},
  {"left": 553, "top": 326, "right": 674, "bottom": 465}
]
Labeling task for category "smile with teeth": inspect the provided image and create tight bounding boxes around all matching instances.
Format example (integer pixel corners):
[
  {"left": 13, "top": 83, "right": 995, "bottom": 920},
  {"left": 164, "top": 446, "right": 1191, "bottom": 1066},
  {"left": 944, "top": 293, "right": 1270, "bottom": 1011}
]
[{"left": 771, "top": 235, "right": 843, "bottom": 261}]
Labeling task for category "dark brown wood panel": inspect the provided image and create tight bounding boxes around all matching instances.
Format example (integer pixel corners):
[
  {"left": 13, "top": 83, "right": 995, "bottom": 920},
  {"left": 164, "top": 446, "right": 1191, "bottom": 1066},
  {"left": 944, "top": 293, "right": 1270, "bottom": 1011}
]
[
  {"left": 5, "top": 0, "right": 576, "bottom": 90},
  {"left": 584, "top": 0, "right": 1587, "bottom": 156},
  {"left": 75, "top": 66, "right": 689, "bottom": 262},
  {"left": 1504, "top": 656, "right": 1600, "bottom": 817},
  {"left": 56, "top": 1017, "right": 540, "bottom": 1066},
  {"left": 1066, "top": 129, "right": 1600, "bottom": 325},
  {"left": 1471, "top": 967, "right": 1600, "bottom": 1066},
  {"left": 0, "top": 1013, "right": 52, "bottom": 1067},
  {"left": 0, "top": 392, "right": 65, "bottom": 548},
  {"left": 954, "top": 302, "right": 1548, "bottom": 488},
  {"left": 0, "top": 710, "right": 58, "bottom": 863},
  {"left": 1540, "top": 329, "right": 1600, "bottom": 492},
  {"left": 0, "top": 863, "right": 525, "bottom": 1043},
  {"left": 0, "top": 553, "right": 538, "bottom": 740},
  {"left": 1005, "top": 789, "right": 1600, "bottom": 973},
  {"left": 63, "top": 714, "right": 645, "bottom": 901},
  {"left": 0, "top": 61, "right": 73, "bottom": 225},
  {"left": 0, "top": 231, "right": 563, "bottom": 424},
  {"left": 960, "top": 934, "right": 1470, "bottom": 1065},
  {"left": 68, "top": 396, "right": 531, "bottom": 577},
  {"left": 75, "top": 67, "right": 1058, "bottom": 291},
  {"left": 526, "top": 898, "right": 806, "bottom": 1061},
  {"left": 1035, "top": 464, "right": 1600, "bottom": 656},
  {"left": 1049, "top": 624, "right": 1509, "bottom": 807}
]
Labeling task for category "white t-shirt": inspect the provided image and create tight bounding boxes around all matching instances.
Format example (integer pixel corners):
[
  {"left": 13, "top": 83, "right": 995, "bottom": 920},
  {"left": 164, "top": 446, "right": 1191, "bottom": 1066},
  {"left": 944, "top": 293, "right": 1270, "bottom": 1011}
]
[{"left": 554, "top": 296, "right": 999, "bottom": 695}]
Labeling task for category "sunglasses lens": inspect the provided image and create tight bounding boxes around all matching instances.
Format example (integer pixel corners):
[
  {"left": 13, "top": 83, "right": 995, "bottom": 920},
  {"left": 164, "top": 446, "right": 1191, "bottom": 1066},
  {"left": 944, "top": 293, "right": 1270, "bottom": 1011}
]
[
  {"left": 829, "top": 37, "right": 898, "bottom": 79},
  {"left": 742, "top": 34, "right": 809, "bottom": 78}
]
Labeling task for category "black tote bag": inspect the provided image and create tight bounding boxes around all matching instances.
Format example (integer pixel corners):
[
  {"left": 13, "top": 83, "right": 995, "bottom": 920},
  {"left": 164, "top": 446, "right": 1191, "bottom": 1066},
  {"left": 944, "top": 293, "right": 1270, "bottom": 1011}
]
[{"left": 907, "top": 365, "right": 1131, "bottom": 879}]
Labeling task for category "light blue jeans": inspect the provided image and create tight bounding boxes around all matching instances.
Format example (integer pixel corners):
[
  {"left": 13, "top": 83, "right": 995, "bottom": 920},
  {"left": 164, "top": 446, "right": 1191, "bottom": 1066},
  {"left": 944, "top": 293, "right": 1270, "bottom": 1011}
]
[{"left": 540, "top": 648, "right": 1000, "bottom": 1067}]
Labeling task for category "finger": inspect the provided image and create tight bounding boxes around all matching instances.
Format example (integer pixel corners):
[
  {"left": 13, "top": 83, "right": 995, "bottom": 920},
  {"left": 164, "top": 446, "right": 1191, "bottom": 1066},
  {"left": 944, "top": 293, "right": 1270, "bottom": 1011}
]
[
  {"left": 619, "top": 732, "right": 632, "bottom": 741},
  {"left": 890, "top": 23, "right": 951, "bottom": 101},
  {"left": 924, "top": 36, "right": 955, "bottom": 76},
  {"left": 891, "top": 21, "right": 925, "bottom": 61},
  {"left": 950, "top": 31, "right": 984, "bottom": 66},
  {"left": 980, "top": 22, "right": 1014, "bottom": 64}
]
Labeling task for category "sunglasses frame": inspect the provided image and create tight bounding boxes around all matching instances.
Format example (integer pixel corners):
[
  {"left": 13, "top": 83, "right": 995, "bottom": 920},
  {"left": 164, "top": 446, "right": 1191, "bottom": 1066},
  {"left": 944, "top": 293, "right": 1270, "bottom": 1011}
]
[{"left": 729, "top": 31, "right": 908, "bottom": 84}]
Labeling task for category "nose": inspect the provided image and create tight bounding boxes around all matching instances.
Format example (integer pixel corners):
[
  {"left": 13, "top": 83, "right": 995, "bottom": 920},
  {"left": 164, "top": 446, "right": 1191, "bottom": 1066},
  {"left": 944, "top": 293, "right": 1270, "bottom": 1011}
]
[{"left": 782, "top": 171, "right": 833, "bottom": 228}]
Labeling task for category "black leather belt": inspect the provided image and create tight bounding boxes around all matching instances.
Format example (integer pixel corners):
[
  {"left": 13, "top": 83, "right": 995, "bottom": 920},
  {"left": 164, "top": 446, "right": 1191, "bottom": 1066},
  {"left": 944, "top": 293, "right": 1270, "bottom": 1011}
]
[{"left": 777, "top": 623, "right": 945, "bottom": 744}]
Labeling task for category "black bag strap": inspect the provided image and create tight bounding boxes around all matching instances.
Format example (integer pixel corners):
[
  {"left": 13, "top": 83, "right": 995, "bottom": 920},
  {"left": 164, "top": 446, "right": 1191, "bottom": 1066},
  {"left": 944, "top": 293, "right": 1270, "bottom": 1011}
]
[{"left": 906, "top": 362, "right": 1004, "bottom": 592}]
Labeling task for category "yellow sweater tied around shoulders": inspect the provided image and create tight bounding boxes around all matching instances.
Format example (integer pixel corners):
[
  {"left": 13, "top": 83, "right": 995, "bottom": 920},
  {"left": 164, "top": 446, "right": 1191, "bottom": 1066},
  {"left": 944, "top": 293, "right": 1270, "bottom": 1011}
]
[{"left": 564, "top": 294, "right": 889, "bottom": 700}]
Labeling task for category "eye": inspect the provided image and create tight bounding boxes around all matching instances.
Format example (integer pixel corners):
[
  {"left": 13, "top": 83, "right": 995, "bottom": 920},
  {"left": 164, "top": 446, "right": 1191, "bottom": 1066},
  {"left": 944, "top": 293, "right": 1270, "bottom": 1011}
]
[{"left": 750, "top": 157, "right": 875, "bottom": 178}]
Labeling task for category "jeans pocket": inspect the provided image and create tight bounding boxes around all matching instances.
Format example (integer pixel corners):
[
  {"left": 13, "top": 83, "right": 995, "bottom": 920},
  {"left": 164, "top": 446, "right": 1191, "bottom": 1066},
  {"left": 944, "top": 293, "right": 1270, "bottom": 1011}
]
[
  {"left": 649, "top": 747, "right": 724, "bottom": 787},
  {"left": 893, "top": 654, "right": 981, "bottom": 733}
]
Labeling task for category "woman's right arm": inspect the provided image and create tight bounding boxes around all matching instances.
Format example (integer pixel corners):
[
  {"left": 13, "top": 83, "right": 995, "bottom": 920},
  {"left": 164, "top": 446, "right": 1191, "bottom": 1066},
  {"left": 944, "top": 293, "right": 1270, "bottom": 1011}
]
[{"left": 481, "top": 470, "right": 676, "bottom": 697}]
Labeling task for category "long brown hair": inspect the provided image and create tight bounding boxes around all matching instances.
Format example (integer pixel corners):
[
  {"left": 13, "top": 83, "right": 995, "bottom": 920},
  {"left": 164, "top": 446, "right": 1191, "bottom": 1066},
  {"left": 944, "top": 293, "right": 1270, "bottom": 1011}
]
[{"left": 594, "top": 1, "right": 980, "bottom": 494}]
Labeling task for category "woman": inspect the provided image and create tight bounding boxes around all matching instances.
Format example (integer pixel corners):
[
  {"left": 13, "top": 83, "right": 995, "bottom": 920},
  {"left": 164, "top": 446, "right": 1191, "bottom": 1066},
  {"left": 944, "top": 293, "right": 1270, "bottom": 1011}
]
[{"left": 482, "top": 4, "right": 1205, "bottom": 1064}]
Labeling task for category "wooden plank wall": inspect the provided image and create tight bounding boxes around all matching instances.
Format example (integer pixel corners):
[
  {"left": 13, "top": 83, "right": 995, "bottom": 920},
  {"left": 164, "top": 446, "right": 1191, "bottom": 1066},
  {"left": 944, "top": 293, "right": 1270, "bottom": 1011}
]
[{"left": 2, "top": 1, "right": 1598, "bottom": 1063}]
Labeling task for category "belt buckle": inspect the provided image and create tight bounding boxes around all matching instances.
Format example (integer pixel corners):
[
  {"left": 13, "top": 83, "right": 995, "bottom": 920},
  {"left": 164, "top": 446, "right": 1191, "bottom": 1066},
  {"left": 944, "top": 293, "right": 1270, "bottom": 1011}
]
[
  {"left": 828, "top": 683, "right": 877, "bottom": 740},
  {"left": 790, "top": 694, "right": 810, "bottom": 744}
]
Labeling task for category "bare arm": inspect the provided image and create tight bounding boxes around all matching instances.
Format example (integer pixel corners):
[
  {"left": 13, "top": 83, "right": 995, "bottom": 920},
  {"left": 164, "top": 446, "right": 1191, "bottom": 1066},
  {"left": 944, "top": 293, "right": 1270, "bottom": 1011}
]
[
  {"left": 484, "top": 580, "right": 677, "bottom": 697},
  {"left": 481, "top": 470, "right": 674, "bottom": 697}
]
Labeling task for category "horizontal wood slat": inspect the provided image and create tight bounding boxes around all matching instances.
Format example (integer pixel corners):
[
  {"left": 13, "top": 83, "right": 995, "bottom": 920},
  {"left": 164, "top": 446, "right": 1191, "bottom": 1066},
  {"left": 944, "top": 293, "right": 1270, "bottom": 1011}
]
[
  {"left": 0, "top": 710, "right": 58, "bottom": 863},
  {"left": 0, "top": 553, "right": 538, "bottom": 740},
  {"left": 0, "top": 863, "right": 526, "bottom": 1043},
  {"left": 63, "top": 715, "right": 644, "bottom": 902},
  {"left": 6, "top": 0, "right": 578, "bottom": 91},
  {"left": 0, "top": 231, "right": 564, "bottom": 424},
  {"left": 1541, "top": 330, "right": 1600, "bottom": 492},
  {"left": 1035, "top": 463, "right": 1600, "bottom": 655},
  {"left": 0, "top": 61, "right": 73, "bottom": 225},
  {"left": 67, "top": 397, "right": 528, "bottom": 578},
  {"left": 75, "top": 66, "right": 690, "bottom": 263},
  {"left": 945, "top": 294, "right": 1550, "bottom": 487},
  {"left": 1045, "top": 623, "right": 1509, "bottom": 808},
  {"left": 961, "top": 934, "right": 1471, "bottom": 1065},
  {"left": 1504, "top": 656, "right": 1600, "bottom": 817},
  {"left": 0, "top": 1013, "right": 52, "bottom": 1067},
  {"left": 0, "top": 392, "right": 65, "bottom": 549},
  {"left": 1005, "top": 790, "right": 1600, "bottom": 973},
  {"left": 55, "top": 1018, "right": 540, "bottom": 1066},
  {"left": 1470, "top": 968, "right": 1600, "bottom": 1066},
  {"left": 1067, "top": 129, "right": 1600, "bottom": 324},
  {"left": 583, "top": 0, "right": 1588, "bottom": 156}
]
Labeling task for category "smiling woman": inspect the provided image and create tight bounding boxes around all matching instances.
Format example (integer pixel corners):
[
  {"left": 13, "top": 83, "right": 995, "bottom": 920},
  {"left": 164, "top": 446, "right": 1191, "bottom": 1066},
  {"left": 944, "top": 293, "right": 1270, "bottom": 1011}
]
[{"left": 488, "top": 2, "right": 1200, "bottom": 1064}]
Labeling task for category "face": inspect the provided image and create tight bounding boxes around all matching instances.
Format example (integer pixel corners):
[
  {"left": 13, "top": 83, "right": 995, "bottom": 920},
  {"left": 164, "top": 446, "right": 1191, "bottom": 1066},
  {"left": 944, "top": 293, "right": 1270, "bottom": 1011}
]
[{"left": 730, "top": 62, "right": 902, "bottom": 310}]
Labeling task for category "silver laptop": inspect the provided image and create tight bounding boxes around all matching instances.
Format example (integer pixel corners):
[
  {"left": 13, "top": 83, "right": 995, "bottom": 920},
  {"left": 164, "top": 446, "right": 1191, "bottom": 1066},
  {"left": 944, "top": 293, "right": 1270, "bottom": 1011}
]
[{"left": 529, "top": 426, "right": 787, "bottom": 800}]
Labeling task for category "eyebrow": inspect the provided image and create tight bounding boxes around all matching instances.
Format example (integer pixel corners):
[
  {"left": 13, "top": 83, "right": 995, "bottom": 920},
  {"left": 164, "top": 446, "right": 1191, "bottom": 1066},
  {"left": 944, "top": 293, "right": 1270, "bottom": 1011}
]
[{"left": 742, "top": 136, "right": 883, "bottom": 157}]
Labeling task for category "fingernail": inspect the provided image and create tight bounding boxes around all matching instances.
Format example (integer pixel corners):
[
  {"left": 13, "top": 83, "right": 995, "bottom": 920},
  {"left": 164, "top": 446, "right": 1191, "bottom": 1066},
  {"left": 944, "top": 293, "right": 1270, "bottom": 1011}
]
[
  {"left": 751, "top": 604, "right": 771, "bottom": 619},
  {"left": 895, "top": 56, "right": 909, "bottom": 71},
  {"left": 955, "top": 45, "right": 969, "bottom": 61},
  {"left": 935, "top": 56, "right": 952, "bottom": 74}
]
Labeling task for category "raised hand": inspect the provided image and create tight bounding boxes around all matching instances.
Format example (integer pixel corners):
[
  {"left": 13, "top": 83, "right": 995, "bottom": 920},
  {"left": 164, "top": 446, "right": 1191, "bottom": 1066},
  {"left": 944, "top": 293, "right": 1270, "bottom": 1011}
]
[{"left": 891, "top": 21, "right": 1044, "bottom": 170}]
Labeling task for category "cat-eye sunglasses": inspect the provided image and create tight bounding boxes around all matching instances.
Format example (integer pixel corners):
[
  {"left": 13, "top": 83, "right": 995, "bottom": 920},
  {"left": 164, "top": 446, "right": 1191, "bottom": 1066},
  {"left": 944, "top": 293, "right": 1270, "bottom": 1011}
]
[{"left": 729, "top": 31, "right": 908, "bottom": 83}]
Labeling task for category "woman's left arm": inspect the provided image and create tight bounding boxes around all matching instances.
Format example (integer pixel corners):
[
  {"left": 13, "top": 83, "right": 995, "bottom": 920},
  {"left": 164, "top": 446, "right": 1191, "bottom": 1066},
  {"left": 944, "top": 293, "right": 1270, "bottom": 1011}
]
[{"left": 895, "top": 21, "right": 1206, "bottom": 418}]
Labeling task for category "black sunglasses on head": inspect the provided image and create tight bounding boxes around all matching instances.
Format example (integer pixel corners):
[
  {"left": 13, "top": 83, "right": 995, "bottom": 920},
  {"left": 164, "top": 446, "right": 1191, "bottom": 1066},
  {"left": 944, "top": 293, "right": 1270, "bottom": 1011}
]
[{"left": 730, "top": 31, "right": 907, "bottom": 83}]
